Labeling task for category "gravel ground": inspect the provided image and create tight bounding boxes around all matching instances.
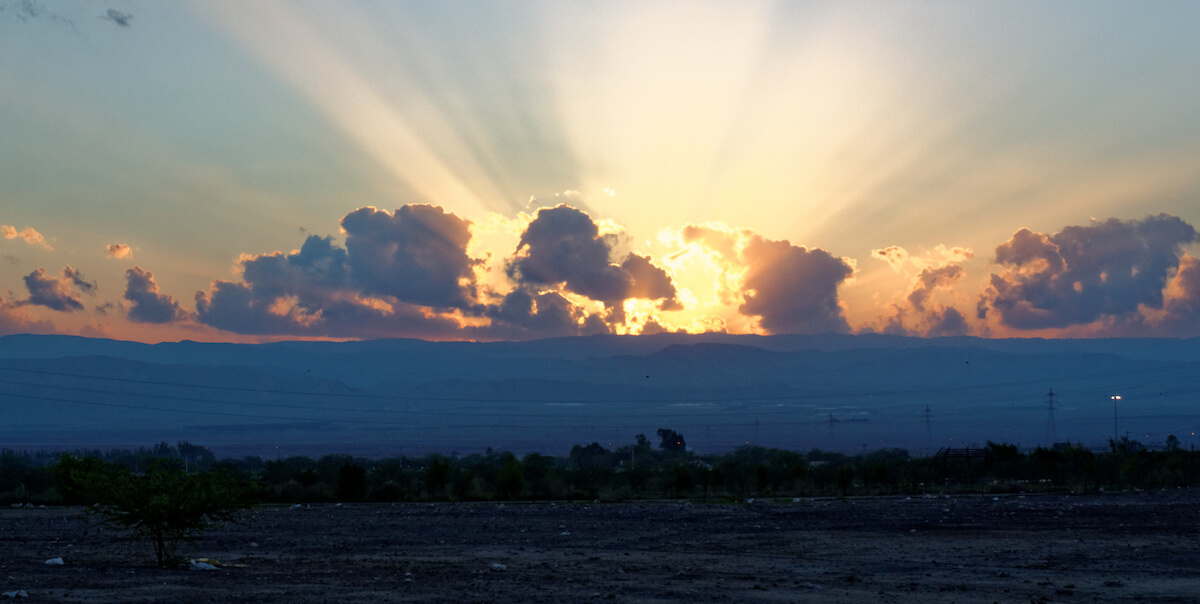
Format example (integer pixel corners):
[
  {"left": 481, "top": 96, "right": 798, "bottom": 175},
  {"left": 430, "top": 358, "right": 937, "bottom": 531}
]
[{"left": 3, "top": 490, "right": 1200, "bottom": 603}]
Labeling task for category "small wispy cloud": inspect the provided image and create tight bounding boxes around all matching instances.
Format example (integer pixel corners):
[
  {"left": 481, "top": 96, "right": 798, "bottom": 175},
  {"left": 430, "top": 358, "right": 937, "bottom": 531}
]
[
  {"left": 101, "top": 8, "right": 131, "bottom": 27},
  {"left": 2, "top": 225, "right": 51, "bottom": 250},
  {"left": 105, "top": 243, "right": 133, "bottom": 259}
]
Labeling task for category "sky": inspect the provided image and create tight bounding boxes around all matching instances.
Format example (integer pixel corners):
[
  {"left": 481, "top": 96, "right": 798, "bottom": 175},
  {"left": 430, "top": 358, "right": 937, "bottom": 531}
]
[{"left": 2, "top": 0, "right": 1199, "bottom": 343}]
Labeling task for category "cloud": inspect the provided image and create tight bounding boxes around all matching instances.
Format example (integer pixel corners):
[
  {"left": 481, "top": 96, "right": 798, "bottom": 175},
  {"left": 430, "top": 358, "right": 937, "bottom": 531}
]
[
  {"left": 682, "top": 224, "right": 854, "bottom": 334},
  {"left": 487, "top": 289, "right": 608, "bottom": 338},
  {"left": 341, "top": 205, "right": 479, "bottom": 309},
  {"left": 509, "top": 205, "right": 679, "bottom": 312},
  {"left": 2, "top": 225, "right": 51, "bottom": 249},
  {"left": 868, "top": 243, "right": 976, "bottom": 337},
  {"left": 979, "top": 214, "right": 1198, "bottom": 330},
  {"left": 101, "top": 9, "right": 131, "bottom": 27},
  {"left": 1141, "top": 254, "right": 1200, "bottom": 336},
  {"left": 61, "top": 265, "right": 96, "bottom": 293},
  {"left": 106, "top": 243, "right": 133, "bottom": 259},
  {"left": 0, "top": 297, "right": 55, "bottom": 336},
  {"left": 194, "top": 204, "right": 685, "bottom": 339},
  {"left": 193, "top": 209, "right": 488, "bottom": 339},
  {"left": 124, "top": 266, "right": 187, "bottom": 324},
  {"left": 20, "top": 266, "right": 93, "bottom": 312}
]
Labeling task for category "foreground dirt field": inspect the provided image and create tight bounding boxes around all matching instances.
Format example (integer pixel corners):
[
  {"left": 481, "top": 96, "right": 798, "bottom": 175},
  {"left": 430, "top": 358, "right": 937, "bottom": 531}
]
[{"left": 3, "top": 490, "right": 1200, "bottom": 603}]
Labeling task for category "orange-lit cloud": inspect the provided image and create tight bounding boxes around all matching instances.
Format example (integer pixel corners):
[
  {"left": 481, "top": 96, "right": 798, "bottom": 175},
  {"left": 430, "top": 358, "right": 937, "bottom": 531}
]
[
  {"left": 681, "top": 224, "right": 855, "bottom": 334},
  {"left": 2, "top": 225, "right": 51, "bottom": 250},
  {"left": 106, "top": 243, "right": 133, "bottom": 259},
  {"left": 868, "top": 245, "right": 974, "bottom": 337}
]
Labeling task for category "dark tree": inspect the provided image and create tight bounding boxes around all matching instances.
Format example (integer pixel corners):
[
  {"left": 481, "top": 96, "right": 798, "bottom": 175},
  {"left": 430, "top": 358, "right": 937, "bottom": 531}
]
[
  {"left": 426, "top": 457, "right": 451, "bottom": 499},
  {"left": 336, "top": 462, "right": 367, "bottom": 501},
  {"left": 496, "top": 453, "right": 526, "bottom": 500},
  {"left": 55, "top": 456, "right": 251, "bottom": 566},
  {"left": 657, "top": 428, "right": 686, "bottom": 452}
]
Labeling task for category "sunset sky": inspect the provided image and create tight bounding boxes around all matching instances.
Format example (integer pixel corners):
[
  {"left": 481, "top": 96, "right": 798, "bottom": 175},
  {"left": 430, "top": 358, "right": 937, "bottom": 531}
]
[{"left": 2, "top": 0, "right": 1199, "bottom": 343}]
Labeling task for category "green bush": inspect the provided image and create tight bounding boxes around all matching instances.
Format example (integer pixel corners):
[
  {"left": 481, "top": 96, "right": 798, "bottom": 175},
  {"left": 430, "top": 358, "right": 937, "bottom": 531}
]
[{"left": 55, "top": 456, "right": 252, "bottom": 566}]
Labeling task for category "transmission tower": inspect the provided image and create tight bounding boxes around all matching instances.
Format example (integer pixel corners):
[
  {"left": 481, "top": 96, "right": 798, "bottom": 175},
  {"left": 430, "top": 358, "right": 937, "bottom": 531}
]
[{"left": 1045, "top": 388, "right": 1058, "bottom": 445}]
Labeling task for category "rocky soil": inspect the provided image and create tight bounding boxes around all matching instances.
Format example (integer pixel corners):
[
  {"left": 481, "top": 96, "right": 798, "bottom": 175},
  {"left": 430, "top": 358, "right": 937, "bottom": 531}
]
[{"left": 4, "top": 490, "right": 1200, "bottom": 603}]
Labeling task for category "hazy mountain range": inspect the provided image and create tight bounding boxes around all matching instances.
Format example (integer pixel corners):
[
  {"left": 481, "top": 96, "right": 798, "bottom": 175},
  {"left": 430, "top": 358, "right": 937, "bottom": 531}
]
[{"left": 1, "top": 333, "right": 1197, "bottom": 457}]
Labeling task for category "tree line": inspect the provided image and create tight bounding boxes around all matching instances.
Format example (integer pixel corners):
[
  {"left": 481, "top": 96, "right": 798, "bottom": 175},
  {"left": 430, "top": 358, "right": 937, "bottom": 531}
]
[{"left": 3, "top": 432, "right": 1200, "bottom": 506}]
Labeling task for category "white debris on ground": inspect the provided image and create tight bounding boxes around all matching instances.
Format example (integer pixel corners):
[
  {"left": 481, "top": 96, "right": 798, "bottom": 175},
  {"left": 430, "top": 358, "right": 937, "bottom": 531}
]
[
  {"left": 43, "top": 557, "right": 63, "bottom": 565},
  {"left": 2, "top": 590, "right": 29, "bottom": 598},
  {"left": 490, "top": 563, "right": 507, "bottom": 572},
  {"left": 189, "top": 559, "right": 219, "bottom": 571}
]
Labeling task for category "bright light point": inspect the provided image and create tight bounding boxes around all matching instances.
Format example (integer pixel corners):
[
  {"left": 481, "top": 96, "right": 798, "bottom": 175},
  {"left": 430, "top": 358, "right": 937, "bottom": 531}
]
[{"left": 604, "top": 188, "right": 616, "bottom": 197}]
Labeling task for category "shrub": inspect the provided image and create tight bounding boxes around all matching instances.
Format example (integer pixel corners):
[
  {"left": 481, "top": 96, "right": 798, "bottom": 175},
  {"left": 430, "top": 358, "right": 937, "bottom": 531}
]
[{"left": 55, "top": 456, "right": 252, "bottom": 566}]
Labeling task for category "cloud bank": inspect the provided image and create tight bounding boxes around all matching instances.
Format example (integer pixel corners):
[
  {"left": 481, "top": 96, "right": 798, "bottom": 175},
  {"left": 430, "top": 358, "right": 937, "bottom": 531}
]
[
  {"left": 979, "top": 214, "right": 1198, "bottom": 332},
  {"left": 9, "top": 206, "right": 1198, "bottom": 341}
]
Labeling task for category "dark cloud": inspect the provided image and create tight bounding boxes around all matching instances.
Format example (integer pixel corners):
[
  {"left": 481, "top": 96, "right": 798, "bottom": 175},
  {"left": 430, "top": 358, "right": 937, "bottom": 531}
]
[
  {"left": 487, "top": 289, "right": 607, "bottom": 338},
  {"left": 62, "top": 265, "right": 95, "bottom": 293},
  {"left": 101, "top": 9, "right": 131, "bottom": 27},
  {"left": 925, "top": 307, "right": 969, "bottom": 337},
  {"left": 240, "top": 235, "right": 352, "bottom": 302},
  {"left": 124, "top": 266, "right": 186, "bottom": 324},
  {"left": 510, "top": 205, "right": 679, "bottom": 310},
  {"left": 20, "top": 266, "right": 90, "bottom": 312},
  {"left": 195, "top": 210, "right": 486, "bottom": 339},
  {"left": 980, "top": 215, "right": 1198, "bottom": 329},
  {"left": 874, "top": 261, "right": 972, "bottom": 337},
  {"left": 193, "top": 204, "right": 640, "bottom": 339},
  {"left": 341, "top": 205, "right": 479, "bottom": 309},
  {"left": 740, "top": 238, "right": 854, "bottom": 334},
  {"left": 684, "top": 225, "right": 854, "bottom": 334}
]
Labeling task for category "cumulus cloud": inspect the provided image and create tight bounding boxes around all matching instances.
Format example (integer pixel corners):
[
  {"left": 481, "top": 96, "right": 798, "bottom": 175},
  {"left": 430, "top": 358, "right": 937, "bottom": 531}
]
[
  {"left": 1143, "top": 254, "right": 1200, "bottom": 336},
  {"left": 979, "top": 214, "right": 1198, "bottom": 330},
  {"left": 509, "top": 205, "right": 679, "bottom": 312},
  {"left": 124, "top": 266, "right": 186, "bottom": 324},
  {"left": 2, "top": 225, "right": 51, "bottom": 249},
  {"left": 194, "top": 207, "right": 564, "bottom": 339},
  {"left": 106, "top": 243, "right": 133, "bottom": 259},
  {"left": 192, "top": 204, "right": 688, "bottom": 339},
  {"left": 487, "top": 289, "right": 608, "bottom": 338},
  {"left": 20, "top": 266, "right": 93, "bottom": 312},
  {"left": 341, "top": 205, "right": 479, "bottom": 309},
  {"left": 682, "top": 224, "right": 854, "bottom": 334},
  {"left": 870, "top": 245, "right": 975, "bottom": 337}
]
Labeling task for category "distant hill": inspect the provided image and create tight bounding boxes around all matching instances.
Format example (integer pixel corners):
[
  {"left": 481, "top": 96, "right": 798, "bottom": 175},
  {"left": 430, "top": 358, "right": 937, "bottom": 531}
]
[{"left": 1, "top": 333, "right": 1197, "bottom": 457}]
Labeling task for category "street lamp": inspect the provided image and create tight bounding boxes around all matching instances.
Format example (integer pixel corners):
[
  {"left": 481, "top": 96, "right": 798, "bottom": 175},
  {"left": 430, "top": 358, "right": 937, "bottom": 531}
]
[{"left": 1111, "top": 395, "right": 1122, "bottom": 440}]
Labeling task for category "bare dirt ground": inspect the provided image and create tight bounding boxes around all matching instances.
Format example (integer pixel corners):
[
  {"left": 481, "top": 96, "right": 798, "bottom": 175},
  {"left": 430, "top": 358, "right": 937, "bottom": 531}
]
[{"left": 3, "top": 490, "right": 1200, "bottom": 603}]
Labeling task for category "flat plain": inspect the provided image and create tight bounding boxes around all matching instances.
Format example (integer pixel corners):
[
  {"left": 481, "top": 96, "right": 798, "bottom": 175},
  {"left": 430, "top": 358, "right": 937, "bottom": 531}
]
[{"left": 3, "top": 490, "right": 1199, "bottom": 603}]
